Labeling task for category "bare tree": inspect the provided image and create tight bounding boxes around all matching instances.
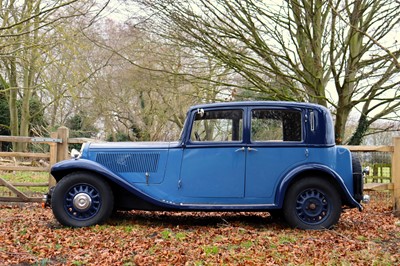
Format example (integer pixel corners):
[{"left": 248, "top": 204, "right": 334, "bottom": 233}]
[
  {"left": 134, "top": 0, "right": 400, "bottom": 144},
  {"left": 80, "top": 17, "right": 234, "bottom": 141},
  {"left": 0, "top": 0, "right": 110, "bottom": 150}
]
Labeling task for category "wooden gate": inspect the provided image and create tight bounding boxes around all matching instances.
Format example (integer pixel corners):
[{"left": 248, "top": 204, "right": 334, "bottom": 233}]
[{"left": 0, "top": 127, "right": 70, "bottom": 202}]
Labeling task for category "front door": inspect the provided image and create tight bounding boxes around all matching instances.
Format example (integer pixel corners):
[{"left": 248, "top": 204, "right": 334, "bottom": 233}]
[{"left": 180, "top": 109, "right": 245, "bottom": 199}]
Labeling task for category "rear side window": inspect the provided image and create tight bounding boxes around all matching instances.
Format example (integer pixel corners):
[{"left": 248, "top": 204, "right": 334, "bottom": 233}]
[
  {"left": 190, "top": 109, "right": 243, "bottom": 142},
  {"left": 251, "top": 109, "right": 302, "bottom": 142}
]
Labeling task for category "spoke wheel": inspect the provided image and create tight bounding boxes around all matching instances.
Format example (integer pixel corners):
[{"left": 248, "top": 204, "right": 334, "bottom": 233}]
[
  {"left": 52, "top": 172, "right": 114, "bottom": 227},
  {"left": 283, "top": 177, "right": 341, "bottom": 230},
  {"left": 295, "top": 189, "right": 329, "bottom": 224},
  {"left": 64, "top": 184, "right": 101, "bottom": 221}
]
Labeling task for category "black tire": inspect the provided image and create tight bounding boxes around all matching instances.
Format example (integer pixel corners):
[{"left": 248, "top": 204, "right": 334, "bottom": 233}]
[
  {"left": 268, "top": 210, "right": 284, "bottom": 221},
  {"left": 352, "top": 153, "right": 364, "bottom": 202},
  {"left": 283, "top": 177, "right": 341, "bottom": 230},
  {"left": 51, "top": 172, "right": 114, "bottom": 227}
]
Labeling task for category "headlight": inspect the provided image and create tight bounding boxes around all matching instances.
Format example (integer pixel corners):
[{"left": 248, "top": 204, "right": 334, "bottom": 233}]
[
  {"left": 80, "top": 142, "right": 87, "bottom": 153},
  {"left": 71, "top": 148, "right": 81, "bottom": 159}
]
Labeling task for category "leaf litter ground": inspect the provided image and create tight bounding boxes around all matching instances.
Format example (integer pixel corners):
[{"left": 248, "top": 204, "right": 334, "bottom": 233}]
[{"left": 0, "top": 192, "right": 399, "bottom": 265}]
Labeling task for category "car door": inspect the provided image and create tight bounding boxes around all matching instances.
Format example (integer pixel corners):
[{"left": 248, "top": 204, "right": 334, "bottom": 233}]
[
  {"left": 179, "top": 108, "right": 246, "bottom": 199},
  {"left": 245, "top": 108, "right": 308, "bottom": 202}
]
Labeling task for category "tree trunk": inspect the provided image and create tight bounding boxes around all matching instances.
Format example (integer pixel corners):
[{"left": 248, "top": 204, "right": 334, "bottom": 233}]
[
  {"left": 8, "top": 59, "right": 20, "bottom": 151},
  {"left": 18, "top": 1, "right": 40, "bottom": 152},
  {"left": 334, "top": 109, "right": 349, "bottom": 145},
  {"left": 347, "top": 113, "right": 369, "bottom": 145}
]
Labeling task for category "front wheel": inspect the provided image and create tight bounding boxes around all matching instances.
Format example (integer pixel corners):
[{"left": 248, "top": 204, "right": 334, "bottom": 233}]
[
  {"left": 283, "top": 177, "right": 341, "bottom": 230},
  {"left": 51, "top": 172, "right": 114, "bottom": 227}
]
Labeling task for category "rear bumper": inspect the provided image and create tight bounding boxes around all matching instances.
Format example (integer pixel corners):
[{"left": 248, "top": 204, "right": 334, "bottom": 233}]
[{"left": 362, "top": 194, "right": 370, "bottom": 204}]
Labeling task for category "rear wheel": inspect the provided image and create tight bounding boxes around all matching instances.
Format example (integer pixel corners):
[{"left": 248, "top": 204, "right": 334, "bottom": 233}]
[
  {"left": 283, "top": 177, "right": 341, "bottom": 230},
  {"left": 268, "top": 210, "right": 284, "bottom": 220},
  {"left": 51, "top": 172, "right": 114, "bottom": 227}
]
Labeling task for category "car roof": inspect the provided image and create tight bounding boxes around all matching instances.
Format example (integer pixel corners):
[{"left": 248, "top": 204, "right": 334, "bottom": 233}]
[
  {"left": 189, "top": 101, "right": 327, "bottom": 112},
  {"left": 188, "top": 101, "right": 335, "bottom": 146}
]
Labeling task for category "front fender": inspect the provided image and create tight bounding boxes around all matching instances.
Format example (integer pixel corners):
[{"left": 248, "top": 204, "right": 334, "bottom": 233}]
[
  {"left": 51, "top": 158, "right": 122, "bottom": 183},
  {"left": 50, "top": 158, "right": 172, "bottom": 209},
  {"left": 276, "top": 163, "right": 362, "bottom": 210}
]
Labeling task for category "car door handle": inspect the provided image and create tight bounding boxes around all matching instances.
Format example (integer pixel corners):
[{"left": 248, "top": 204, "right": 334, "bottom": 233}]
[
  {"left": 248, "top": 147, "right": 258, "bottom": 152},
  {"left": 235, "top": 147, "right": 245, "bottom": 152}
]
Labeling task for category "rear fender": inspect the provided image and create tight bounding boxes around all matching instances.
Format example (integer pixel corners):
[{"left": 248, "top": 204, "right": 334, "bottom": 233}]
[{"left": 276, "top": 163, "right": 362, "bottom": 210}]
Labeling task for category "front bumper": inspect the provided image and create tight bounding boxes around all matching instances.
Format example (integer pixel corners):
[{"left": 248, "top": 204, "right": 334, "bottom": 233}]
[{"left": 42, "top": 187, "right": 54, "bottom": 208}]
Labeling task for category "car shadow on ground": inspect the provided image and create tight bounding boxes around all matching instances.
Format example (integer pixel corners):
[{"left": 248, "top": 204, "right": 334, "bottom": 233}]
[{"left": 108, "top": 210, "right": 286, "bottom": 229}]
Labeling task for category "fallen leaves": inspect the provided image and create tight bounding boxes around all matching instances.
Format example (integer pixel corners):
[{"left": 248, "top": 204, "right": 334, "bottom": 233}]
[{"left": 0, "top": 196, "right": 399, "bottom": 265}]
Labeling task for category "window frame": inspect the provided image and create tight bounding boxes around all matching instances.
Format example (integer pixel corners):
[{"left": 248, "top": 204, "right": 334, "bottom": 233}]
[
  {"left": 185, "top": 108, "right": 246, "bottom": 146},
  {"left": 249, "top": 108, "right": 304, "bottom": 144}
]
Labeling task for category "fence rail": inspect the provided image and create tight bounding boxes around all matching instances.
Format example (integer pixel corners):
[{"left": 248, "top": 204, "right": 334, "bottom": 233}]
[
  {"left": 345, "top": 139, "right": 400, "bottom": 216},
  {"left": 0, "top": 129, "right": 399, "bottom": 216},
  {"left": 0, "top": 127, "right": 73, "bottom": 202},
  {"left": 345, "top": 145, "right": 394, "bottom": 153}
]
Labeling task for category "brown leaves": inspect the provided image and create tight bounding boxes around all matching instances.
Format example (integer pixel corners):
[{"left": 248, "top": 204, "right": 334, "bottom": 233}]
[{"left": 0, "top": 199, "right": 399, "bottom": 265}]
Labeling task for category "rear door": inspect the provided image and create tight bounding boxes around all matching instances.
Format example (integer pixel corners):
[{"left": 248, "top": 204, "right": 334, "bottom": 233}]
[{"left": 245, "top": 108, "right": 307, "bottom": 202}]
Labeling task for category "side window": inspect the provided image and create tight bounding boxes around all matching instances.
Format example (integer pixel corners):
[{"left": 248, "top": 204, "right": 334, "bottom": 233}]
[
  {"left": 251, "top": 109, "right": 302, "bottom": 142},
  {"left": 191, "top": 109, "right": 243, "bottom": 142}
]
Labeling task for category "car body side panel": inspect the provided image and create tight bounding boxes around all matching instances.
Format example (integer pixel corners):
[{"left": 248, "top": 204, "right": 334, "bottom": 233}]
[
  {"left": 81, "top": 142, "right": 181, "bottom": 185},
  {"left": 334, "top": 147, "right": 354, "bottom": 193},
  {"left": 245, "top": 147, "right": 308, "bottom": 200},
  {"left": 179, "top": 146, "right": 246, "bottom": 198},
  {"left": 90, "top": 150, "right": 168, "bottom": 184}
]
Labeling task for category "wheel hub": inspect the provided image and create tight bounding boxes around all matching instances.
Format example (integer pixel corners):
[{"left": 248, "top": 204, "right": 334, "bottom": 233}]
[
  {"left": 308, "top": 202, "right": 317, "bottom": 210},
  {"left": 296, "top": 189, "right": 329, "bottom": 223},
  {"left": 73, "top": 193, "right": 92, "bottom": 211}
]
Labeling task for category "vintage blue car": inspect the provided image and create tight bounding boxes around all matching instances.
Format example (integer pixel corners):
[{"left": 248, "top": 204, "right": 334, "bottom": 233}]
[{"left": 46, "top": 101, "right": 368, "bottom": 229}]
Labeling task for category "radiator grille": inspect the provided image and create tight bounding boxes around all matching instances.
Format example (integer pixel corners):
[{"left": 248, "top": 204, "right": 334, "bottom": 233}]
[{"left": 96, "top": 153, "right": 160, "bottom": 173}]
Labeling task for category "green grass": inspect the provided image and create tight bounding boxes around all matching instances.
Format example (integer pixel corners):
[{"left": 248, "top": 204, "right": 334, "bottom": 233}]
[
  {"left": 278, "top": 235, "right": 297, "bottom": 244},
  {"left": 1, "top": 171, "right": 48, "bottom": 183},
  {"left": 203, "top": 245, "right": 219, "bottom": 255},
  {"left": 240, "top": 240, "right": 253, "bottom": 248},
  {"left": 175, "top": 232, "right": 186, "bottom": 240},
  {"left": 161, "top": 229, "right": 171, "bottom": 239},
  {"left": 0, "top": 171, "right": 49, "bottom": 195}
]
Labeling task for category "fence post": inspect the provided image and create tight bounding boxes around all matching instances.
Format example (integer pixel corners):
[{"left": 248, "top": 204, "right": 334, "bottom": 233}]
[
  {"left": 48, "top": 132, "right": 58, "bottom": 188},
  {"left": 48, "top": 127, "right": 69, "bottom": 188},
  {"left": 57, "top": 126, "right": 69, "bottom": 162},
  {"left": 392, "top": 137, "right": 400, "bottom": 216}
]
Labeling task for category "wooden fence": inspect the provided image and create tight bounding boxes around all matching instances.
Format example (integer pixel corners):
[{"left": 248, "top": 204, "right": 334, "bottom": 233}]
[
  {"left": 0, "top": 127, "right": 89, "bottom": 202},
  {"left": 0, "top": 129, "right": 399, "bottom": 215},
  {"left": 344, "top": 138, "right": 399, "bottom": 216}
]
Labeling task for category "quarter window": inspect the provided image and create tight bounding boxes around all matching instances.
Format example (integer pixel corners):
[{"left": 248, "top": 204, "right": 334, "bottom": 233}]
[
  {"left": 191, "top": 110, "right": 243, "bottom": 142},
  {"left": 251, "top": 109, "right": 302, "bottom": 142}
]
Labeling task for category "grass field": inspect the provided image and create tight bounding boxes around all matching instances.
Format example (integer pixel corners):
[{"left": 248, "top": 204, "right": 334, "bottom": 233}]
[{"left": 0, "top": 171, "right": 49, "bottom": 196}]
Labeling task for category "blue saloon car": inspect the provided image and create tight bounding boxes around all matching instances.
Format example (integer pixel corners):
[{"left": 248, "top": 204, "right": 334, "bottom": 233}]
[{"left": 46, "top": 101, "right": 368, "bottom": 229}]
